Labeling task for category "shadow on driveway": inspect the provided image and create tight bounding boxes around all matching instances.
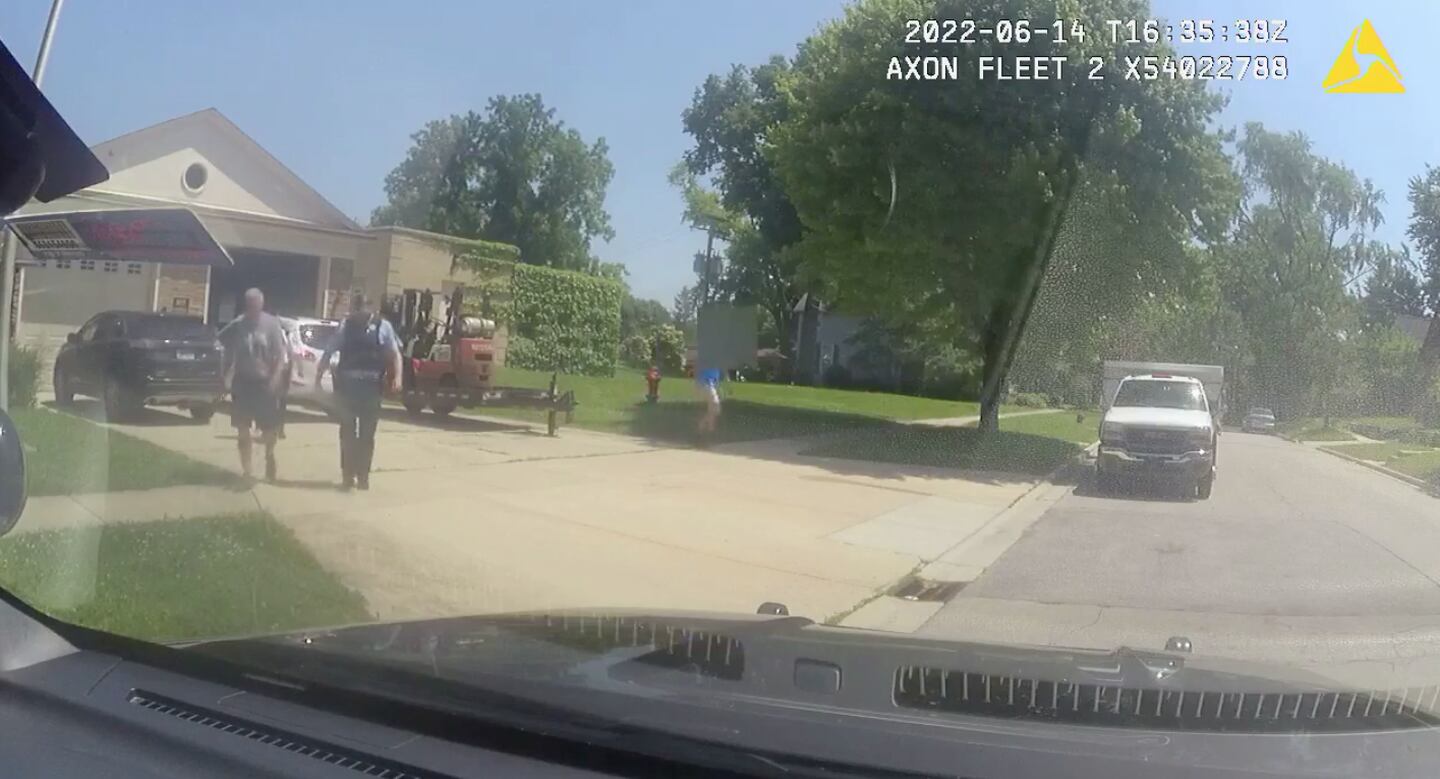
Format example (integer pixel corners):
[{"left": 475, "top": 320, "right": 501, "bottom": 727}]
[
  {"left": 613, "top": 400, "right": 1075, "bottom": 486},
  {"left": 48, "top": 399, "right": 336, "bottom": 429},
  {"left": 376, "top": 406, "right": 538, "bottom": 435}
]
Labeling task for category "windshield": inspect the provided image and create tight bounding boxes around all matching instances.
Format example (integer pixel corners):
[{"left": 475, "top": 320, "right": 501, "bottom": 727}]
[
  {"left": 4, "top": 0, "right": 1440, "bottom": 769},
  {"left": 131, "top": 315, "right": 212, "bottom": 339},
  {"left": 1113, "top": 380, "right": 1209, "bottom": 411}
]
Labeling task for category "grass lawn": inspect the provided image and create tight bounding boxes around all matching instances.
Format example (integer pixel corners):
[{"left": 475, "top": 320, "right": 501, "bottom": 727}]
[
  {"left": 972, "top": 409, "right": 1100, "bottom": 445},
  {"left": 11, "top": 407, "right": 242, "bottom": 496},
  {"left": 1344, "top": 416, "right": 1419, "bottom": 431},
  {"left": 0, "top": 513, "right": 369, "bottom": 643},
  {"left": 1322, "top": 442, "right": 1440, "bottom": 482},
  {"left": 1274, "top": 418, "right": 1350, "bottom": 441},
  {"left": 1323, "top": 442, "right": 1410, "bottom": 461},
  {"left": 1389, "top": 451, "right": 1440, "bottom": 481},
  {"left": 456, "top": 366, "right": 984, "bottom": 444}
]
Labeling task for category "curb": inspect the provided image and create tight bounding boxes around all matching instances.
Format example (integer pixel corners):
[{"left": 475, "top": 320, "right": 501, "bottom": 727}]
[
  {"left": 1316, "top": 445, "right": 1431, "bottom": 490},
  {"left": 835, "top": 441, "right": 1096, "bottom": 632}
]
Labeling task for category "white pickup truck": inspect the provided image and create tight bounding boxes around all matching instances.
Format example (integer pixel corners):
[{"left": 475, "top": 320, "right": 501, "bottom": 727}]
[{"left": 1096, "top": 362, "right": 1222, "bottom": 500}]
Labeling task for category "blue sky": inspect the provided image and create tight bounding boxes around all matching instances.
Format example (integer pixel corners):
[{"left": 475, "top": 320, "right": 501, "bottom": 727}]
[{"left": 1, "top": 1, "right": 1436, "bottom": 302}]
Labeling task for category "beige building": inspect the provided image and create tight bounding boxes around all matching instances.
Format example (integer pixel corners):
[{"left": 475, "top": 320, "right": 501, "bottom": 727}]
[{"left": 15, "top": 108, "right": 491, "bottom": 369}]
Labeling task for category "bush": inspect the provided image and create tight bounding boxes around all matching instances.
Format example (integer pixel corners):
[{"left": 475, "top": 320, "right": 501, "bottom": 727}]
[
  {"left": 1010, "top": 391, "right": 1050, "bottom": 408},
  {"left": 822, "top": 362, "right": 852, "bottom": 387},
  {"left": 5, "top": 345, "right": 40, "bottom": 409},
  {"left": 917, "top": 345, "right": 981, "bottom": 400},
  {"left": 620, "top": 334, "right": 651, "bottom": 369},
  {"left": 620, "top": 325, "right": 685, "bottom": 375}
]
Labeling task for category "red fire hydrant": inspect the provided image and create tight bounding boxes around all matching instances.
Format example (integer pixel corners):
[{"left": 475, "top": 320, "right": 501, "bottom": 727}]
[{"left": 646, "top": 365, "right": 661, "bottom": 403}]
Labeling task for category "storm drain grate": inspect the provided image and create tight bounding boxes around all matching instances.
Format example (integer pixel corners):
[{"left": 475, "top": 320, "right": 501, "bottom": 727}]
[{"left": 891, "top": 577, "right": 965, "bottom": 602}]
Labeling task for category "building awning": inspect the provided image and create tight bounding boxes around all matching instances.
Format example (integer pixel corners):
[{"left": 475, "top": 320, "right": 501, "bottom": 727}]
[{"left": 3, "top": 207, "right": 233, "bottom": 267}]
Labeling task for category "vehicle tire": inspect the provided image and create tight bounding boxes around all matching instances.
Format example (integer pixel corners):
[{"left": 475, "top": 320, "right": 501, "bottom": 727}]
[
  {"left": 1095, "top": 466, "right": 1117, "bottom": 494},
  {"left": 403, "top": 397, "right": 427, "bottom": 416},
  {"left": 102, "top": 376, "right": 138, "bottom": 422},
  {"left": 431, "top": 375, "right": 458, "bottom": 417},
  {"left": 1195, "top": 472, "right": 1214, "bottom": 501},
  {"left": 189, "top": 403, "right": 215, "bottom": 423},
  {"left": 52, "top": 365, "right": 74, "bottom": 406}
]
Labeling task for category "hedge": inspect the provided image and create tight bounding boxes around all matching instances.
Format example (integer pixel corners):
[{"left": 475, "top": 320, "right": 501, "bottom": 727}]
[
  {"left": 5, "top": 344, "right": 40, "bottom": 409},
  {"left": 454, "top": 252, "right": 622, "bottom": 376}
]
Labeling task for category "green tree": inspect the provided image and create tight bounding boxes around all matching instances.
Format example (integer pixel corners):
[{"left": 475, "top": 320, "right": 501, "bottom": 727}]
[
  {"left": 680, "top": 59, "right": 806, "bottom": 363},
  {"left": 620, "top": 294, "right": 672, "bottom": 343},
  {"left": 1405, "top": 166, "right": 1440, "bottom": 412},
  {"left": 374, "top": 95, "right": 615, "bottom": 270},
  {"left": 1355, "top": 325, "right": 1422, "bottom": 416},
  {"left": 1361, "top": 245, "right": 1427, "bottom": 329},
  {"left": 671, "top": 284, "right": 701, "bottom": 339},
  {"left": 1406, "top": 166, "right": 1440, "bottom": 313},
  {"left": 1217, "top": 124, "right": 1384, "bottom": 418},
  {"left": 769, "top": 0, "right": 1234, "bottom": 429},
  {"left": 370, "top": 116, "right": 464, "bottom": 229}
]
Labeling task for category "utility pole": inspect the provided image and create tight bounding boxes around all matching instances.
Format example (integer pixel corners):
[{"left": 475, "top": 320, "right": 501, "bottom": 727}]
[
  {"left": 700, "top": 227, "right": 715, "bottom": 302},
  {"left": 0, "top": 0, "right": 66, "bottom": 410}
]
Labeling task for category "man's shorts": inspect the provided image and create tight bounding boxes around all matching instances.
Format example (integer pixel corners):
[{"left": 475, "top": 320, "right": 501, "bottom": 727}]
[{"left": 231, "top": 377, "right": 282, "bottom": 434}]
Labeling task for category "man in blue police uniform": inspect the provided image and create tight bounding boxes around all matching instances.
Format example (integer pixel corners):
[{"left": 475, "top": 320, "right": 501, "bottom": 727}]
[{"left": 316, "top": 293, "right": 402, "bottom": 490}]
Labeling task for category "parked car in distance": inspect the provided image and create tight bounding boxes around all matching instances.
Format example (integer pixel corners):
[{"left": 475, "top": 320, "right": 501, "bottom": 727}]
[
  {"left": 277, "top": 315, "right": 338, "bottom": 410},
  {"left": 53, "top": 311, "right": 222, "bottom": 422},
  {"left": 1243, "top": 406, "right": 1277, "bottom": 434}
]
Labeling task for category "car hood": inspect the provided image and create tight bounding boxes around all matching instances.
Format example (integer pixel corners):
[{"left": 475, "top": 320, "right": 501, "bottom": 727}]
[
  {"left": 1104, "top": 406, "right": 1213, "bottom": 430},
  {"left": 177, "top": 609, "right": 1440, "bottom": 779}
]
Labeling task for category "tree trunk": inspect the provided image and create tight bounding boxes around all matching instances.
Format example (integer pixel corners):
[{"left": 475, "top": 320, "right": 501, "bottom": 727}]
[
  {"left": 1416, "top": 314, "right": 1440, "bottom": 423},
  {"left": 978, "top": 387, "right": 1002, "bottom": 431},
  {"left": 795, "top": 294, "right": 821, "bottom": 386},
  {"left": 977, "top": 317, "right": 1008, "bottom": 432}
]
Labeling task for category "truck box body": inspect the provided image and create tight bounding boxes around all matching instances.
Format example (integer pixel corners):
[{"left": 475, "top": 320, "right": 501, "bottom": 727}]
[{"left": 1102, "top": 361, "right": 1224, "bottom": 417}]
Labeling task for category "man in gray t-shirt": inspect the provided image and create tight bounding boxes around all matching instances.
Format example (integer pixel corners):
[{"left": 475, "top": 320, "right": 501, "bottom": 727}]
[{"left": 218, "top": 288, "right": 288, "bottom": 482}]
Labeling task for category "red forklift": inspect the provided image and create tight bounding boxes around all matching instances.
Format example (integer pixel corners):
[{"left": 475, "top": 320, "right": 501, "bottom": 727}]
[{"left": 386, "top": 287, "right": 576, "bottom": 436}]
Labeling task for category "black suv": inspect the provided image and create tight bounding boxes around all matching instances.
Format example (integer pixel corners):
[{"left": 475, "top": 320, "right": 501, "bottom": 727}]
[{"left": 53, "top": 311, "right": 222, "bottom": 421}]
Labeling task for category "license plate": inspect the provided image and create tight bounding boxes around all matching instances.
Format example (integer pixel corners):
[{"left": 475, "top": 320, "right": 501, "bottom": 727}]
[{"left": 176, "top": 351, "right": 196, "bottom": 361}]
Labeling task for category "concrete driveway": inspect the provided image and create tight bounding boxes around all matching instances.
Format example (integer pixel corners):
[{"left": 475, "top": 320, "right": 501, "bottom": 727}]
[{"left": 50, "top": 401, "right": 1045, "bottom": 626}]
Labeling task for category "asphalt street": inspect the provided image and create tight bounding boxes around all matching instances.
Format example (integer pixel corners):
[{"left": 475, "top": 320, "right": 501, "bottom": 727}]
[{"left": 920, "top": 432, "right": 1440, "bottom": 666}]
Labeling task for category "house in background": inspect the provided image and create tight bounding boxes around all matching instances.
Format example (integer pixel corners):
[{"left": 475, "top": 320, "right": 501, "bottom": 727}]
[
  {"left": 788, "top": 294, "right": 899, "bottom": 386},
  {"left": 14, "top": 108, "right": 494, "bottom": 385}
]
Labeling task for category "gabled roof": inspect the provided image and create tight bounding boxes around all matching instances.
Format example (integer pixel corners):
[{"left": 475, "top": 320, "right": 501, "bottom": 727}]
[{"left": 87, "top": 108, "right": 359, "bottom": 231}]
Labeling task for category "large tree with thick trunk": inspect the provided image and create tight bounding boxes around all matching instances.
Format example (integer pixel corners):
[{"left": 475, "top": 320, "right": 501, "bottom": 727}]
[{"left": 767, "top": 0, "right": 1232, "bottom": 429}]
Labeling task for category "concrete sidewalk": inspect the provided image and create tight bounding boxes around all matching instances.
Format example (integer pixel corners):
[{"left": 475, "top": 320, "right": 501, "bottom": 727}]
[{"left": 18, "top": 405, "right": 1050, "bottom": 626}]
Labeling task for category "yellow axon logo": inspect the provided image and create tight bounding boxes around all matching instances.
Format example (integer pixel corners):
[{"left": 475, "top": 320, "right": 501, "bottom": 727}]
[{"left": 1323, "top": 20, "right": 1403, "bottom": 93}]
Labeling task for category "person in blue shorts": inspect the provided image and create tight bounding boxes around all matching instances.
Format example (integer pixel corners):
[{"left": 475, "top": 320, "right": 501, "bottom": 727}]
[{"left": 696, "top": 366, "right": 723, "bottom": 441}]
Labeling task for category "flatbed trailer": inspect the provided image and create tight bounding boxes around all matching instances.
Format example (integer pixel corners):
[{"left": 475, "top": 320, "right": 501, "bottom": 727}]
[{"left": 400, "top": 371, "right": 576, "bottom": 436}]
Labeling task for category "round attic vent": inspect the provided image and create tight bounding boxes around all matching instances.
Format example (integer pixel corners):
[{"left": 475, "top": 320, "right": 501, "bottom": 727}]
[{"left": 182, "top": 162, "right": 208, "bottom": 194}]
